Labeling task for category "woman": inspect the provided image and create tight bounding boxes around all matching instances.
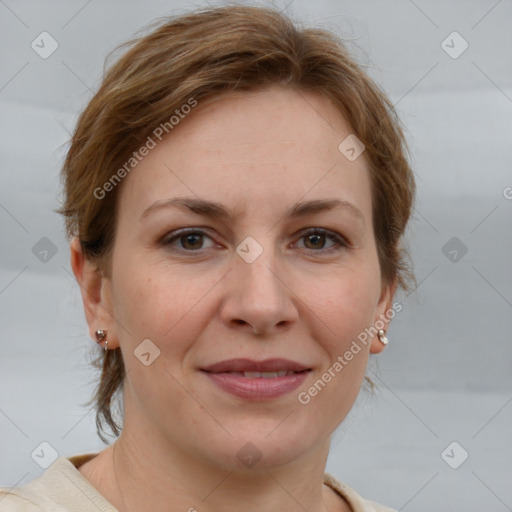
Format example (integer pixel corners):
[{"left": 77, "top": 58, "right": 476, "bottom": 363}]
[{"left": 1, "top": 5, "right": 414, "bottom": 511}]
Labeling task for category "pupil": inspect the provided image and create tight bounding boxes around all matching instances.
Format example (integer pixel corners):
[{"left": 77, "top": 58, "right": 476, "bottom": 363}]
[
  {"left": 183, "top": 234, "right": 201, "bottom": 249},
  {"left": 307, "top": 233, "right": 323, "bottom": 248}
]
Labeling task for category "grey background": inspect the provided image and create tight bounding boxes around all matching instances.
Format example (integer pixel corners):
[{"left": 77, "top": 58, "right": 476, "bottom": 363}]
[{"left": 1, "top": 1, "right": 511, "bottom": 511}]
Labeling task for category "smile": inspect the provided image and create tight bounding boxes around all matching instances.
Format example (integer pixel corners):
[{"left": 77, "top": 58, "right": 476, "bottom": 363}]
[{"left": 200, "top": 358, "right": 311, "bottom": 400}]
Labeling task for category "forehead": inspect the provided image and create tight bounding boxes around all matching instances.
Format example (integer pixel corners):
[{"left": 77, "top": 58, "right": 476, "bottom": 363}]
[{"left": 118, "top": 85, "right": 372, "bottom": 225}]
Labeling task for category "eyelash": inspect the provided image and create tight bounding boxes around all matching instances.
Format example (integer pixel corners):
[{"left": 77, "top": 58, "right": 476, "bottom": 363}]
[{"left": 160, "top": 227, "right": 348, "bottom": 255}]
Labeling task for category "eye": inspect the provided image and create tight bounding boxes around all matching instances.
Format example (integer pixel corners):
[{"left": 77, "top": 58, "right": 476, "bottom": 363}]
[
  {"left": 161, "top": 228, "right": 217, "bottom": 251},
  {"left": 295, "top": 228, "right": 347, "bottom": 252},
  {"left": 161, "top": 227, "right": 348, "bottom": 254}
]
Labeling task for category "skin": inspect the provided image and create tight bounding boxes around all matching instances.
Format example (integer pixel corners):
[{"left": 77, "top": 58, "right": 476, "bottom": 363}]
[{"left": 71, "top": 85, "right": 395, "bottom": 512}]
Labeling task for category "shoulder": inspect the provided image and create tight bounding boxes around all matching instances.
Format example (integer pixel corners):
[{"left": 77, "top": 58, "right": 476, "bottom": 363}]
[
  {"left": 0, "top": 483, "right": 67, "bottom": 512},
  {"left": 323, "top": 473, "right": 397, "bottom": 512},
  {"left": 0, "top": 453, "right": 115, "bottom": 512}
]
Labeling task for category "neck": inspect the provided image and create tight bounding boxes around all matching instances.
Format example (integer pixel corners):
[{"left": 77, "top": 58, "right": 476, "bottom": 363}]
[{"left": 107, "top": 424, "right": 342, "bottom": 512}]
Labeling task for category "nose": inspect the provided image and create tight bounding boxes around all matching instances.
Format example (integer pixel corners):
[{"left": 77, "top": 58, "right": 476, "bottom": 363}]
[{"left": 219, "top": 244, "right": 299, "bottom": 337}]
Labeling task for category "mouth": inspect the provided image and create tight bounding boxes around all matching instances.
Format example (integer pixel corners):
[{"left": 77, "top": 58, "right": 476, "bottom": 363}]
[
  {"left": 200, "top": 358, "right": 311, "bottom": 400},
  {"left": 201, "top": 357, "right": 311, "bottom": 374},
  {"left": 214, "top": 370, "right": 304, "bottom": 378}
]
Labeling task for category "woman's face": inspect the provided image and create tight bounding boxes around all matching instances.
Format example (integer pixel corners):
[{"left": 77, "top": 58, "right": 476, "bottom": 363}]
[{"left": 87, "top": 85, "right": 393, "bottom": 469}]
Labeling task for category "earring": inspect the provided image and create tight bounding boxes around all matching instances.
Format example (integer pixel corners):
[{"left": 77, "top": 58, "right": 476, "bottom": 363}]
[
  {"left": 95, "top": 329, "right": 108, "bottom": 352},
  {"left": 377, "top": 329, "right": 388, "bottom": 346}
]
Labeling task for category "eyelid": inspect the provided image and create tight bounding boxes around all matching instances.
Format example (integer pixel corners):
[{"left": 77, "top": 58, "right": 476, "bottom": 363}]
[
  {"left": 304, "top": 227, "right": 347, "bottom": 241},
  {"left": 160, "top": 227, "right": 218, "bottom": 248},
  {"left": 294, "top": 227, "right": 349, "bottom": 252}
]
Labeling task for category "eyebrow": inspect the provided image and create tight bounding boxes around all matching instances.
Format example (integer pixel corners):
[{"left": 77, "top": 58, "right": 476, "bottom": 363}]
[{"left": 140, "top": 196, "right": 365, "bottom": 225}]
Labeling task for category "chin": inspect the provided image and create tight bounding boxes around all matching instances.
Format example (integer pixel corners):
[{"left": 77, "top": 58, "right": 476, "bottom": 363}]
[{"left": 201, "top": 422, "right": 318, "bottom": 472}]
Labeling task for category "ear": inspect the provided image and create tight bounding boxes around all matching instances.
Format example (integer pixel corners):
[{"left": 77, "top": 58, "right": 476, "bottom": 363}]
[
  {"left": 369, "top": 278, "right": 397, "bottom": 355},
  {"left": 70, "top": 237, "right": 120, "bottom": 350}
]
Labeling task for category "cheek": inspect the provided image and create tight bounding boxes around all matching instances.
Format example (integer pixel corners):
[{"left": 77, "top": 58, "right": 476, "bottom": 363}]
[
  {"left": 305, "top": 265, "right": 381, "bottom": 352},
  {"left": 110, "top": 261, "right": 211, "bottom": 407},
  {"left": 111, "top": 258, "right": 218, "bottom": 355},
  {"left": 299, "top": 274, "right": 379, "bottom": 426}
]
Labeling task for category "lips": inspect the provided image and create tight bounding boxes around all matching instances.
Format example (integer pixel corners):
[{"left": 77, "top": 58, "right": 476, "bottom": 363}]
[{"left": 200, "top": 358, "right": 311, "bottom": 400}]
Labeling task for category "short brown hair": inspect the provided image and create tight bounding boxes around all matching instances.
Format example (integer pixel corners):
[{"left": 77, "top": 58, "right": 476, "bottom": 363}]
[{"left": 58, "top": 4, "right": 415, "bottom": 442}]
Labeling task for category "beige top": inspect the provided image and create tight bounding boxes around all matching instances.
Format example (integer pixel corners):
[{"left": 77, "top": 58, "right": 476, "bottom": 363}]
[{"left": 0, "top": 453, "right": 396, "bottom": 512}]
